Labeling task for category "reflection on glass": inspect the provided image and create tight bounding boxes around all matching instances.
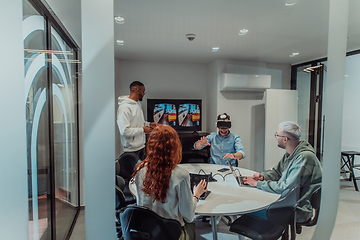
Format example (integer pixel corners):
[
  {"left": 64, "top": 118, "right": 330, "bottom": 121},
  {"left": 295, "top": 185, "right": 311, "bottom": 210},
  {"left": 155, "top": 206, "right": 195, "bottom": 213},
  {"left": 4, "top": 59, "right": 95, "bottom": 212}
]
[
  {"left": 51, "top": 26, "right": 79, "bottom": 240},
  {"left": 23, "top": 1, "right": 51, "bottom": 239},
  {"left": 23, "top": 1, "right": 80, "bottom": 239},
  {"left": 297, "top": 65, "right": 311, "bottom": 142}
]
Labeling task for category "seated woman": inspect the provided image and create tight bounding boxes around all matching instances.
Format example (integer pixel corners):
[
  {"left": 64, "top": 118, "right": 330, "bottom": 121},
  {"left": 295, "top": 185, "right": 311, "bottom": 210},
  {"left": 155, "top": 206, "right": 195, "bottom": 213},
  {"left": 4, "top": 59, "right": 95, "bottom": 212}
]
[{"left": 131, "top": 125, "right": 207, "bottom": 240}]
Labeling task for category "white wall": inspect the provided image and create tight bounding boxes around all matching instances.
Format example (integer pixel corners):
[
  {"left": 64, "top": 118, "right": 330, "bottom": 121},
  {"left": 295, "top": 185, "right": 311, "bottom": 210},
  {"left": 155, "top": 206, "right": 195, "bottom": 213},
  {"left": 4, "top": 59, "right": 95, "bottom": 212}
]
[
  {"left": 114, "top": 60, "right": 208, "bottom": 157},
  {"left": 0, "top": 1, "right": 28, "bottom": 239},
  {"left": 342, "top": 54, "right": 360, "bottom": 151},
  {"left": 341, "top": 54, "right": 360, "bottom": 176}
]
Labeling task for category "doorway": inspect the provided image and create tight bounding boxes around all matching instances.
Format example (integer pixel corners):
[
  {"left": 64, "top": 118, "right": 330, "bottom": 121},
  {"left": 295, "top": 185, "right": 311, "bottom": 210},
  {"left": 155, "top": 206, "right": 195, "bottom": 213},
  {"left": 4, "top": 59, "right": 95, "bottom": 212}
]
[{"left": 292, "top": 62, "right": 325, "bottom": 161}]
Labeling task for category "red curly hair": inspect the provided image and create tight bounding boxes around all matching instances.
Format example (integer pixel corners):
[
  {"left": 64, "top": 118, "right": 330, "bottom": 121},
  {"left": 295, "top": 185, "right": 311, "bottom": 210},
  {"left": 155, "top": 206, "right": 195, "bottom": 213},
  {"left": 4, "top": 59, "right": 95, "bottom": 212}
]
[{"left": 131, "top": 125, "right": 182, "bottom": 203}]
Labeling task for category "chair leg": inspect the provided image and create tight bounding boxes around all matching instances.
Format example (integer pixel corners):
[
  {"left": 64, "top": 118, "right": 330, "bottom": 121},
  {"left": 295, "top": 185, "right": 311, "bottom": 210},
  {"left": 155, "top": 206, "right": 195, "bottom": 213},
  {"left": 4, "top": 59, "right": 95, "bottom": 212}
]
[
  {"left": 281, "top": 227, "right": 289, "bottom": 240},
  {"left": 351, "top": 156, "right": 359, "bottom": 191},
  {"left": 290, "top": 219, "right": 296, "bottom": 240}
]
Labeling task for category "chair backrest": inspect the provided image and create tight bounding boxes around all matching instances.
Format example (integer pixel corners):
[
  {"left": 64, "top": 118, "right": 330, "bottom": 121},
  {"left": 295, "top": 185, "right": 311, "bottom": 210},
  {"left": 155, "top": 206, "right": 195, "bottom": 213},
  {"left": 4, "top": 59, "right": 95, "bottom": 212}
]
[
  {"left": 116, "top": 152, "right": 140, "bottom": 181},
  {"left": 266, "top": 185, "right": 300, "bottom": 227},
  {"left": 115, "top": 175, "right": 126, "bottom": 210},
  {"left": 305, "top": 187, "right": 321, "bottom": 226},
  {"left": 120, "top": 205, "right": 182, "bottom": 240}
]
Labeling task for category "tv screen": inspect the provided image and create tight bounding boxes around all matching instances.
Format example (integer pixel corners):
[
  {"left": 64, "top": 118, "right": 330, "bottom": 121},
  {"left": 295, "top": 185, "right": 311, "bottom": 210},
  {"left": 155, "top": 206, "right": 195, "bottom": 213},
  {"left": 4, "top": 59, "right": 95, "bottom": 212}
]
[{"left": 147, "top": 99, "right": 202, "bottom": 132}]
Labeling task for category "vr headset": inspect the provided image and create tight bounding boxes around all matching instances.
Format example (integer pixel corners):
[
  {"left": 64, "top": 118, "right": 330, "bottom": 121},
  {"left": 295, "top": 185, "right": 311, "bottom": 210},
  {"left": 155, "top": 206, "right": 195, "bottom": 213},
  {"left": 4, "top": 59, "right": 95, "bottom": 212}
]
[{"left": 216, "top": 120, "right": 231, "bottom": 129}]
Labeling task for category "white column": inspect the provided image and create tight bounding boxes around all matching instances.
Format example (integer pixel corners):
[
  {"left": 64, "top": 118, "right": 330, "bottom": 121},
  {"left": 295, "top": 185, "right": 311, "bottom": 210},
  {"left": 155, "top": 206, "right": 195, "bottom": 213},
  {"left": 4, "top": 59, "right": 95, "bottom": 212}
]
[
  {"left": 312, "top": 0, "right": 349, "bottom": 239},
  {"left": 0, "top": 0, "right": 28, "bottom": 239},
  {"left": 81, "top": 0, "right": 116, "bottom": 239}
]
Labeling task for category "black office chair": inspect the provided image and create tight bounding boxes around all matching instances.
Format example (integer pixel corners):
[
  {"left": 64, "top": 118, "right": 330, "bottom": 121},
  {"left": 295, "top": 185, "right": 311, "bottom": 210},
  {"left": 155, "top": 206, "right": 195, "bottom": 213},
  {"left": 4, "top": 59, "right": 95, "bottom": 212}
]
[
  {"left": 116, "top": 152, "right": 140, "bottom": 183},
  {"left": 115, "top": 159, "right": 137, "bottom": 239},
  {"left": 229, "top": 185, "right": 300, "bottom": 240},
  {"left": 119, "top": 205, "right": 182, "bottom": 240},
  {"left": 296, "top": 187, "right": 321, "bottom": 234}
]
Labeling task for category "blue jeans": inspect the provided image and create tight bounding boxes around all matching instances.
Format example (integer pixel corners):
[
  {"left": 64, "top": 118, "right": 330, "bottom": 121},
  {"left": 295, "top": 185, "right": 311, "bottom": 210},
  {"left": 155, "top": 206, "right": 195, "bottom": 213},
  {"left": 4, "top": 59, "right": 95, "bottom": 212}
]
[{"left": 249, "top": 209, "right": 267, "bottom": 219}]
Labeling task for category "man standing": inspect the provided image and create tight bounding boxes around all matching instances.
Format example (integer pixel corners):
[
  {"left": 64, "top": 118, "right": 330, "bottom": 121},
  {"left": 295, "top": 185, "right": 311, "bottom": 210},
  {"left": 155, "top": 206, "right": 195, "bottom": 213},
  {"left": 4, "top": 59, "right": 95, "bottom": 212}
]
[
  {"left": 117, "top": 81, "right": 156, "bottom": 160},
  {"left": 194, "top": 113, "right": 245, "bottom": 166},
  {"left": 243, "top": 121, "right": 322, "bottom": 223}
]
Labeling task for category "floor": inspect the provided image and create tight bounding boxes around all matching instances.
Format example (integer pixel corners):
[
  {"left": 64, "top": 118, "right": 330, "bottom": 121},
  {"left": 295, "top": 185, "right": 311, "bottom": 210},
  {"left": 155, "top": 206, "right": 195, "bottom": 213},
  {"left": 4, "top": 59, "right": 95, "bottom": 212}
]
[{"left": 69, "top": 179, "right": 360, "bottom": 240}]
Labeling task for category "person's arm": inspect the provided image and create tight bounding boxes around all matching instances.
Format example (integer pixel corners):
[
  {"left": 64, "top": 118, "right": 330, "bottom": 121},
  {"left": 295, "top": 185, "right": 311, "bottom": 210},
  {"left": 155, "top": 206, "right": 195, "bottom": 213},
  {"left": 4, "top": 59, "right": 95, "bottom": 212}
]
[
  {"left": 261, "top": 157, "right": 284, "bottom": 181},
  {"left": 117, "top": 107, "right": 144, "bottom": 137},
  {"left": 234, "top": 135, "right": 245, "bottom": 159},
  {"left": 257, "top": 157, "right": 310, "bottom": 194},
  {"left": 178, "top": 176, "right": 198, "bottom": 223},
  {"left": 193, "top": 136, "right": 210, "bottom": 150}
]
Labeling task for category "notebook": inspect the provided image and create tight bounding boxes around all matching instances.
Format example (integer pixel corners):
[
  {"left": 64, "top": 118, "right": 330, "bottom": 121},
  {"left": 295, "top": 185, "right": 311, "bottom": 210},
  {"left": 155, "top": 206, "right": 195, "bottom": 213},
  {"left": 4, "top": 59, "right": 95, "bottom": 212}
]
[
  {"left": 189, "top": 173, "right": 211, "bottom": 200},
  {"left": 227, "top": 160, "right": 250, "bottom": 187}
]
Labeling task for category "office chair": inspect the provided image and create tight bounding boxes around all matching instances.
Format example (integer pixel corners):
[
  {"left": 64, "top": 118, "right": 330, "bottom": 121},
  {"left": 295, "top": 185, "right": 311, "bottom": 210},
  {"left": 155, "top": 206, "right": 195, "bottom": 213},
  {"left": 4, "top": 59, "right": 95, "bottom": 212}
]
[
  {"left": 116, "top": 152, "right": 140, "bottom": 183},
  {"left": 115, "top": 160, "right": 137, "bottom": 239},
  {"left": 229, "top": 185, "right": 300, "bottom": 240},
  {"left": 119, "top": 205, "right": 182, "bottom": 240},
  {"left": 296, "top": 187, "right": 321, "bottom": 234}
]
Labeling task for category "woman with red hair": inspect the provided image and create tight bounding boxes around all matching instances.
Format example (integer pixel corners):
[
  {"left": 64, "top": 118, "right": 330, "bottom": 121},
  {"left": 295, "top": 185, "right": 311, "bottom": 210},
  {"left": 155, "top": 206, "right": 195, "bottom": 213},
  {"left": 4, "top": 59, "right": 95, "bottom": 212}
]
[{"left": 131, "top": 125, "right": 206, "bottom": 240}]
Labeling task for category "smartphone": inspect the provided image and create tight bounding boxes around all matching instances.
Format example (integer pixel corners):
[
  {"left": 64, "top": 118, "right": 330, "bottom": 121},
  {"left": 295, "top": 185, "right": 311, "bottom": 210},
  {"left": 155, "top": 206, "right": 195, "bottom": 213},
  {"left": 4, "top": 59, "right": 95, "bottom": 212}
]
[{"left": 218, "top": 168, "right": 230, "bottom": 172}]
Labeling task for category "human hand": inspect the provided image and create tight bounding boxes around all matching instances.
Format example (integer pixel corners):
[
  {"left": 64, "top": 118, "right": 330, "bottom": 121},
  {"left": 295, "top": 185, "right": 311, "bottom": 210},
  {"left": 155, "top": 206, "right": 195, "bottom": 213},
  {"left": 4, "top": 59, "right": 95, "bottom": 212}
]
[
  {"left": 223, "top": 153, "right": 235, "bottom": 159},
  {"left": 198, "top": 136, "right": 210, "bottom": 147},
  {"left": 252, "top": 172, "right": 264, "bottom": 181},
  {"left": 243, "top": 177, "right": 258, "bottom": 187},
  {"left": 193, "top": 179, "right": 207, "bottom": 199},
  {"left": 143, "top": 126, "right": 152, "bottom": 134},
  {"left": 149, "top": 122, "right": 158, "bottom": 129}
]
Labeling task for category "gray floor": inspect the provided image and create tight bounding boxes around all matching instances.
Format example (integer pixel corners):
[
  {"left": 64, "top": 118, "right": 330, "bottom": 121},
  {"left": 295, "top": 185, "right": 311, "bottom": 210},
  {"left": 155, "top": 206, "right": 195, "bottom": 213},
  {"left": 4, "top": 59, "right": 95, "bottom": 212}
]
[{"left": 70, "top": 179, "right": 360, "bottom": 240}]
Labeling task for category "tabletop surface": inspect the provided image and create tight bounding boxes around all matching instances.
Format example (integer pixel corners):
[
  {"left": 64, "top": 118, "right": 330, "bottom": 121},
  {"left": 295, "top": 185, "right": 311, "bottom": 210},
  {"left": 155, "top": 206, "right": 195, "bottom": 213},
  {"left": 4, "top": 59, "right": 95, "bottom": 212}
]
[
  {"left": 130, "top": 163, "right": 280, "bottom": 216},
  {"left": 179, "top": 163, "right": 280, "bottom": 216}
]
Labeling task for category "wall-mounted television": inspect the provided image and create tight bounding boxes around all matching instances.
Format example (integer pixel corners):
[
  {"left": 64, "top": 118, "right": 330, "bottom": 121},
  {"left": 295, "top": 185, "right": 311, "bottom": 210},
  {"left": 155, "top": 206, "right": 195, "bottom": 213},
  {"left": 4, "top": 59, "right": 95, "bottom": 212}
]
[{"left": 147, "top": 99, "right": 202, "bottom": 132}]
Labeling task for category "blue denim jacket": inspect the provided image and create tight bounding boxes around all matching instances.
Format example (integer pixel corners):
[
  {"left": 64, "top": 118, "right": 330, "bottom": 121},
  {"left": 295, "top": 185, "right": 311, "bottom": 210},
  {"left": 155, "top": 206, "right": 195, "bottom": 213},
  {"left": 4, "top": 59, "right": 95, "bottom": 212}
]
[{"left": 194, "top": 132, "right": 245, "bottom": 166}]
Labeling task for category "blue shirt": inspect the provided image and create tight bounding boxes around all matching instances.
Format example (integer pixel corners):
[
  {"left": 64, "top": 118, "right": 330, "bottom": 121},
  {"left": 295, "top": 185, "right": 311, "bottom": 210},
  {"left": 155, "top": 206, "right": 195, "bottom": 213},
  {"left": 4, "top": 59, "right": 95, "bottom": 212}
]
[{"left": 194, "top": 132, "right": 245, "bottom": 166}]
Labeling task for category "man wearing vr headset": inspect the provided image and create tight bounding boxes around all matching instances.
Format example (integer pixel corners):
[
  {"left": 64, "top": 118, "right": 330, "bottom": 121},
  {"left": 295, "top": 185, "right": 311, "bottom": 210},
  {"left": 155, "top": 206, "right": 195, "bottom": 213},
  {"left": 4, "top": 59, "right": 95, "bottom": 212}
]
[{"left": 194, "top": 113, "right": 245, "bottom": 166}]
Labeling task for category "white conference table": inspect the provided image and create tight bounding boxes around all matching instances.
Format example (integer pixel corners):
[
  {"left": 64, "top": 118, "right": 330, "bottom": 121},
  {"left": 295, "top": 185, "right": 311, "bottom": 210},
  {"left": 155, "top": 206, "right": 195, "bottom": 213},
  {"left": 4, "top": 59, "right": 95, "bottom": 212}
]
[{"left": 130, "top": 163, "right": 280, "bottom": 240}]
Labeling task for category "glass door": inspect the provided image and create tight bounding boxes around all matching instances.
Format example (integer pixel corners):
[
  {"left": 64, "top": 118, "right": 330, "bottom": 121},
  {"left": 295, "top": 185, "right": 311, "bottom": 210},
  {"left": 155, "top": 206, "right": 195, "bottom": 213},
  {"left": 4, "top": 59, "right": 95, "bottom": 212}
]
[
  {"left": 23, "top": 0, "right": 80, "bottom": 239},
  {"left": 51, "top": 27, "right": 80, "bottom": 240},
  {"left": 294, "top": 63, "right": 325, "bottom": 161},
  {"left": 23, "top": 1, "right": 52, "bottom": 239}
]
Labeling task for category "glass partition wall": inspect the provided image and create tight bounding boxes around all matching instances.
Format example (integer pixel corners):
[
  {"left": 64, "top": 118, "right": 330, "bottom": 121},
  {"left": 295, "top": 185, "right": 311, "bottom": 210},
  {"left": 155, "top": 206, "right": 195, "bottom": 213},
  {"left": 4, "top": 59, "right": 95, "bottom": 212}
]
[
  {"left": 292, "top": 62, "right": 326, "bottom": 161},
  {"left": 23, "top": 0, "right": 80, "bottom": 239}
]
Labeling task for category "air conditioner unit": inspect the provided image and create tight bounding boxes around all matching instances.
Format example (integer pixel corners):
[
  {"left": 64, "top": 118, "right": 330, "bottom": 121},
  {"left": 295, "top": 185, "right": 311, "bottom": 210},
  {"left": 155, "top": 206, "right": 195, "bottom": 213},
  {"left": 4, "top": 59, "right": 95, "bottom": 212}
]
[{"left": 219, "top": 73, "right": 271, "bottom": 91}]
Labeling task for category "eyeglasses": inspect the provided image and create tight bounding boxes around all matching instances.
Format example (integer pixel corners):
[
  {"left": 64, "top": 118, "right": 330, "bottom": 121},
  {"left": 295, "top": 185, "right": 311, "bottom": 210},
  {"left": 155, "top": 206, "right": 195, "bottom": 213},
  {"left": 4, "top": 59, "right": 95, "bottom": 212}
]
[{"left": 274, "top": 132, "right": 290, "bottom": 140}]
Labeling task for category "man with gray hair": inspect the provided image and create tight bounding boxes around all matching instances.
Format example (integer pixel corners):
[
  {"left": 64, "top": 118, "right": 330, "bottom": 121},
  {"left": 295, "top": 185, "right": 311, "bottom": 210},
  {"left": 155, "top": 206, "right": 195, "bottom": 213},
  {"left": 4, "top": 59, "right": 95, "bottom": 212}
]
[{"left": 244, "top": 121, "right": 322, "bottom": 223}]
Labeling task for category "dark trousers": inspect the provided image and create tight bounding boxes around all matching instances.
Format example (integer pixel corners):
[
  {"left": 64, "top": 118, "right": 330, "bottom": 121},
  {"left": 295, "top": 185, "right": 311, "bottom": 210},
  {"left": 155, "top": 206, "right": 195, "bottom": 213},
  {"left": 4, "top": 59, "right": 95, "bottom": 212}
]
[{"left": 132, "top": 147, "right": 146, "bottom": 160}]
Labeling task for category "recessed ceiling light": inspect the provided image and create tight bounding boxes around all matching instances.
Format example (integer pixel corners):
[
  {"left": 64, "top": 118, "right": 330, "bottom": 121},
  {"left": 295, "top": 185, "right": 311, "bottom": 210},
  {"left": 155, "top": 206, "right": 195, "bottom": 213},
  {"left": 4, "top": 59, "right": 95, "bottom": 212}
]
[
  {"left": 285, "top": 2, "right": 296, "bottom": 6},
  {"left": 212, "top": 47, "right": 219, "bottom": 52},
  {"left": 238, "top": 29, "right": 249, "bottom": 35},
  {"left": 290, "top": 52, "right": 299, "bottom": 57},
  {"left": 114, "top": 16, "right": 124, "bottom": 24},
  {"left": 116, "top": 40, "right": 124, "bottom": 45}
]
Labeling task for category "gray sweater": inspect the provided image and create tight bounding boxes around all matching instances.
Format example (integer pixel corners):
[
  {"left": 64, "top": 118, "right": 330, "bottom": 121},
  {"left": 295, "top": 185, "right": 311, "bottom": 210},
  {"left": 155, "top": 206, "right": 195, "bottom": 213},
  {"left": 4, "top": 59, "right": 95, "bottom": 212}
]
[
  {"left": 134, "top": 166, "right": 197, "bottom": 226},
  {"left": 257, "top": 140, "right": 322, "bottom": 222}
]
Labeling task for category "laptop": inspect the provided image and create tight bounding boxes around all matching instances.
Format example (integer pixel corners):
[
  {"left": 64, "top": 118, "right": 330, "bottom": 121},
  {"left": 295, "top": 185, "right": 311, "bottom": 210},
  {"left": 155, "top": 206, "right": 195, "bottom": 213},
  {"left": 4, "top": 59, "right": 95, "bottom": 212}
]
[
  {"left": 227, "top": 160, "right": 250, "bottom": 187},
  {"left": 189, "top": 173, "right": 211, "bottom": 200}
]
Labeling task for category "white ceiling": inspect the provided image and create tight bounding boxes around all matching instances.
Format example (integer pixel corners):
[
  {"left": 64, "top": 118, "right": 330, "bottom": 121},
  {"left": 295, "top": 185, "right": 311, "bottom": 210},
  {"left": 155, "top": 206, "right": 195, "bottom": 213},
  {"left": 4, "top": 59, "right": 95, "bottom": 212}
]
[{"left": 114, "top": 0, "right": 360, "bottom": 65}]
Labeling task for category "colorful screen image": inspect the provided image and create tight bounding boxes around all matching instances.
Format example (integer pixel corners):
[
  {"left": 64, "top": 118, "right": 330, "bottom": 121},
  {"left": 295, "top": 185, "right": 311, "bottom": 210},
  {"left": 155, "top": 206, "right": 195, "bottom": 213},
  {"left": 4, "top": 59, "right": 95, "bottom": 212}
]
[
  {"left": 153, "top": 103, "right": 177, "bottom": 126},
  {"left": 178, "top": 104, "right": 200, "bottom": 127}
]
